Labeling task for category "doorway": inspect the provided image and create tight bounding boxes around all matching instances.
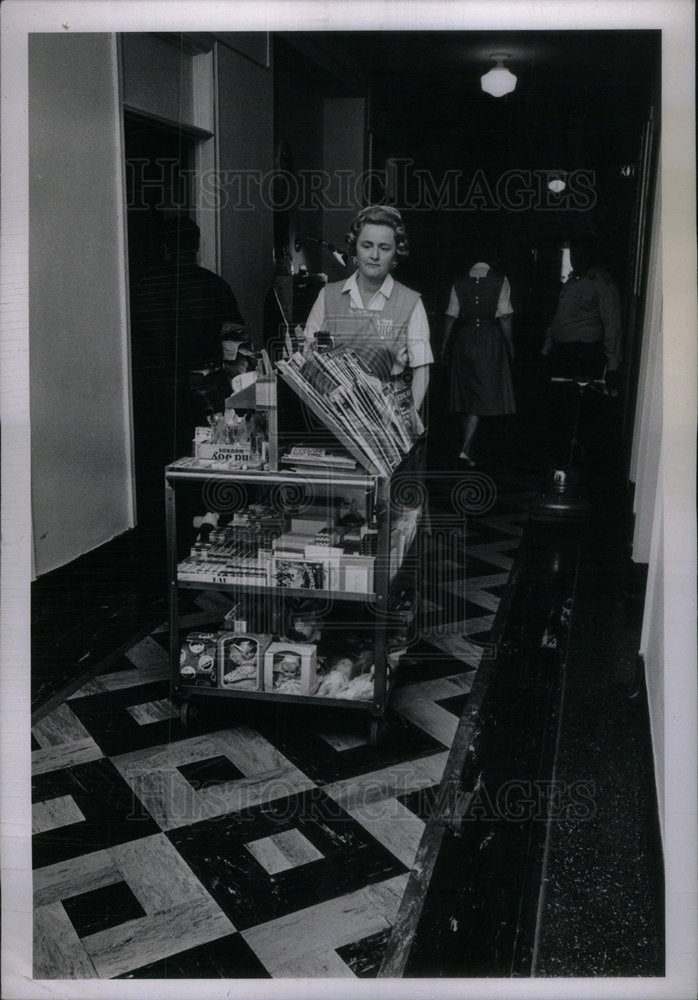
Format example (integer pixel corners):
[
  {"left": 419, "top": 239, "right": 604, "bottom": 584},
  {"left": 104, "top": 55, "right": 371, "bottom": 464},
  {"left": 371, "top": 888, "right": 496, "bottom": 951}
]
[
  {"left": 124, "top": 111, "right": 198, "bottom": 535},
  {"left": 124, "top": 111, "right": 197, "bottom": 282}
]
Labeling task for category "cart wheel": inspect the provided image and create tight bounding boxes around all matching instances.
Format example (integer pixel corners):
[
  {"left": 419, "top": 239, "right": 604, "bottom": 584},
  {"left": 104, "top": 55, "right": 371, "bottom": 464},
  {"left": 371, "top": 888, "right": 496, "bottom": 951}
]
[
  {"left": 369, "top": 719, "right": 387, "bottom": 747},
  {"left": 179, "top": 699, "right": 199, "bottom": 729}
]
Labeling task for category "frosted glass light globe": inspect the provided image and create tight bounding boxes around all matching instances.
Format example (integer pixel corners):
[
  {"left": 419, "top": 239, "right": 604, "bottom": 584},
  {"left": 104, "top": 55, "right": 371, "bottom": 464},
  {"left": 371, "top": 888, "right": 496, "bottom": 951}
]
[{"left": 480, "top": 64, "right": 517, "bottom": 97}]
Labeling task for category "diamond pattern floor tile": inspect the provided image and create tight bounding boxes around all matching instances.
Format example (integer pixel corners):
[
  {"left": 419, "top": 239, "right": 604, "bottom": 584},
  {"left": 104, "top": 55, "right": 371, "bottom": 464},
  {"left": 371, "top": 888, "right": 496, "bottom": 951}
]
[{"left": 31, "top": 487, "right": 524, "bottom": 978}]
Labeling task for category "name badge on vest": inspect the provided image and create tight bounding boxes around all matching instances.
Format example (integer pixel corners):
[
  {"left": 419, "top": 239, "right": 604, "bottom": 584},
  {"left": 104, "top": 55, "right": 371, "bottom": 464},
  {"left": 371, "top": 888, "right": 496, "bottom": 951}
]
[{"left": 376, "top": 317, "right": 393, "bottom": 340}]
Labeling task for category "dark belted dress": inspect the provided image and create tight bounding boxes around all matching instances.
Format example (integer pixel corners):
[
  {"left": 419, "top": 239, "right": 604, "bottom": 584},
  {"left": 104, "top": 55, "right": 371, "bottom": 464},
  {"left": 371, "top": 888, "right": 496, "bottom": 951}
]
[{"left": 449, "top": 268, "right": 516, "bottom": 416}]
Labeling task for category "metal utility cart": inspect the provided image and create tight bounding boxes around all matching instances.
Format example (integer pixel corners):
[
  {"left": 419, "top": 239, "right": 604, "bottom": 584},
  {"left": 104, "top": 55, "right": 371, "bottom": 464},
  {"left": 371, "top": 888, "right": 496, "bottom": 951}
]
[{"left": 165, "top": 443, "right": 424, "bottom": 745}]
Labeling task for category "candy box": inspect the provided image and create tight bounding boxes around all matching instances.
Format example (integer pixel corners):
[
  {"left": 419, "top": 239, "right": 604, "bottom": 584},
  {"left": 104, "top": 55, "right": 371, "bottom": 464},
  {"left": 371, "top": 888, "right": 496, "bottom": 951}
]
[
  {"left": 263, "top": 641, "right": 317, "bottom": 697},
  {"left": 218, "top": 633, "right": 271, "bottom": 691},
  {"left": 195, "top": 442, "right": 256, "bottom": 465},
  {"left": 179, "top": 631, "right": 218, "bottom": 687}
]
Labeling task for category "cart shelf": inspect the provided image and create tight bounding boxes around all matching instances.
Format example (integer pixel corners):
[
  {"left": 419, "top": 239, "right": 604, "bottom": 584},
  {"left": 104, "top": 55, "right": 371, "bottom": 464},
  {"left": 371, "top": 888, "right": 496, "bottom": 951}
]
[
  {"left": 176, "top": 579, "right": 376, "bottom": 603},
  {"left": 173, "top": 682, "right": 379, "bottom": 710},
  {"left": 165, "top": 434, "right": 425, "bottom": 745}
]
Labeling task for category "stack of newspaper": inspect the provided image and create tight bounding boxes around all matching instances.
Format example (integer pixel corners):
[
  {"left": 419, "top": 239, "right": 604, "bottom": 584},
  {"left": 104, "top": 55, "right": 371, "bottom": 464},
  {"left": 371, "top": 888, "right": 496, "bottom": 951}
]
[{"left": 276, "top": 347, "right": 422, "bottom": 477}]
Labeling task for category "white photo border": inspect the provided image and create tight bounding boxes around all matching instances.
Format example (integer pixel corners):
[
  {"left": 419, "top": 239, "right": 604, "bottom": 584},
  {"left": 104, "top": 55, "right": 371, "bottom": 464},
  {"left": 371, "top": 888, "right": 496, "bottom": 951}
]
[{"left": 1, "top": 2, "right": 695, "bottom": 999}]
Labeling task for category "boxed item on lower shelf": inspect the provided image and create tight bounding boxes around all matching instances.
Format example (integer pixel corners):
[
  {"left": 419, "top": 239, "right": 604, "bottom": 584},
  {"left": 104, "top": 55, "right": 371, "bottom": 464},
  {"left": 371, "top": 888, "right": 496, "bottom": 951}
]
[
  {"left": 263, "top": 641, "right": 317, "bottom": 696},
  {"left": 313, "top": 647, "right": 402, "bottom": 701},
  {"left": 314, "top": 656, "right": 375, "bottom": 701},
  {"left": 177, "top": 556, "right": 270, "bottom": 586},
  {"left": 340, "top": 555, "right": 374, "bottom": 593},
  {"left": 179, "top": 631, "right": 218, "bottom": 686},
  {"left": 218, "top": 633, "right": 271, "bottom": 691},
  {"left": 274, "top": 557, "right": 326, "bottom": 590}
]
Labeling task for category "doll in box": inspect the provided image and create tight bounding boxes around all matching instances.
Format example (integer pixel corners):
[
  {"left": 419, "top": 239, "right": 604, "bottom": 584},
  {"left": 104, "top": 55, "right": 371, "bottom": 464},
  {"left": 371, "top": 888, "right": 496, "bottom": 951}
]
[
  {"left": 264, "top": 641, "right": 316, "bottom": 695},
  {"left": 314, "top": 656, "right": 354, "bottom": 698},
  {"left": 271, "top": 653, "right": 302, "bottom": 695},
  {"left": 221, "top": 638, "right": 258, "bottom": 689},
  {"left": 315, "top": 649, "right": 375, "bottom": 700},
  {"left": 219, "top": 634, "right": 270, "bottom": 690}
]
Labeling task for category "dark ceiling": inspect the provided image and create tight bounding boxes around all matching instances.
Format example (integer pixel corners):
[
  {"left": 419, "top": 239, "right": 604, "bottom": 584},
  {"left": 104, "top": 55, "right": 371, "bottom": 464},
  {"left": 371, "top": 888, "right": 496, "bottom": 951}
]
[
  {"left": 282, "top": 29, "right": 660, "bottom": 127},
  {"left": 276, "top": 29, "right": 661, "bottom": 294},
  {"left": 280, "top": 29, "right": 660, "bottom": 186}
]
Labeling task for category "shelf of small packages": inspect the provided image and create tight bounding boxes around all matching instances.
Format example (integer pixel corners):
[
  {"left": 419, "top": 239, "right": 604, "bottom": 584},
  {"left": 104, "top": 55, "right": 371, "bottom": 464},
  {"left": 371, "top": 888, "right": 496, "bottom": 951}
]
[
  {"left": 176, "top": 580, "right": 375, "bottom": 603},
  {"left": 164, "top": 452, "right": 422, "bottom": 741},
  {"left": 166, "top": 458, "right": 382, "bottom": 607}
]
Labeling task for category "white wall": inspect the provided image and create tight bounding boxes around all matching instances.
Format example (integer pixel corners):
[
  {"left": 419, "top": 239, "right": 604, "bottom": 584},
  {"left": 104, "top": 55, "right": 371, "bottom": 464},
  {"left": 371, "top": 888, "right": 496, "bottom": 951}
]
[
  {"left": 29, "top": 33, "right": 133, "bottom": 576},
  {"left": 630, "top": 164, "right": 664, "bottom": 829},
  {"left": 630, "top": 175, "right": 662, "bottom": 563},
  {"left": 28, "top": 32, "right": 277, "bottom": 576},
  {"left": 640, "top": 473, "right": 664, "bottom": 828}
]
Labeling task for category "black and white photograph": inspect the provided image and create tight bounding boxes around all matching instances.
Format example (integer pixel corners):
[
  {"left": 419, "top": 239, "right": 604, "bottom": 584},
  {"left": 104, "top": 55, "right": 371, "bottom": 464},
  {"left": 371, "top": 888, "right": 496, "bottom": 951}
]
[{"left": 1, "top": 1, "right": 696, "bottom": 997}]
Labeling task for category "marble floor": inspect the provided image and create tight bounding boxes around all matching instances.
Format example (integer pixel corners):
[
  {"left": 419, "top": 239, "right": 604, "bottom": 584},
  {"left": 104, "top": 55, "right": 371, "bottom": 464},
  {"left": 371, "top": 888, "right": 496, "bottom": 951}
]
[{"left": 31, "top": 491, "right": 529, "bottom": 979}]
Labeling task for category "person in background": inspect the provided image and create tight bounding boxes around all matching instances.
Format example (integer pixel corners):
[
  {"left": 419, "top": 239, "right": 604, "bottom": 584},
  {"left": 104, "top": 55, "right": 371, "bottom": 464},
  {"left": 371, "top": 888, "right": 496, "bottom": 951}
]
[
  {"left": 540, "top": 231, "right": 623, "bottom": 473},
  {"left": 132, "top": 214, "right": 245, "bottom": 384},
  {"left": 440, "top": 246, "right": 515, "bottom": 466},
  {"left": 541, "top": 230, "right": 622, "bottom": 391},
  {"left": 304, "top": 204, "right": 433, "bottom": 410},
  {"left": 130, "top": 215, "right": 246, "bottom": 526}
]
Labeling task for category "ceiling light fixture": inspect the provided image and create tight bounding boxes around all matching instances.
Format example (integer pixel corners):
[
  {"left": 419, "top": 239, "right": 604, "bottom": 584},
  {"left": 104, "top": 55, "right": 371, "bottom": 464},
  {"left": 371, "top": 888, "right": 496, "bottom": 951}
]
[
  {"left": 480, "top": 53, "right": 517, "bottom": 97},
  {"left": 547, "top": 172, "right": 567, "bottom": 194}
]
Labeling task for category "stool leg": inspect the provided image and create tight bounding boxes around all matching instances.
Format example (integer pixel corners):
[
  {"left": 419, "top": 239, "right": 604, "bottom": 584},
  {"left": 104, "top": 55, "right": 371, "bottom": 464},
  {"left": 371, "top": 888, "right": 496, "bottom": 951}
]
[
  {"left": 566, "top": 387, "right": 585, "bottom": 469},
  {"left": 529, "top": 379, "right": 594, "bottom": 520}
]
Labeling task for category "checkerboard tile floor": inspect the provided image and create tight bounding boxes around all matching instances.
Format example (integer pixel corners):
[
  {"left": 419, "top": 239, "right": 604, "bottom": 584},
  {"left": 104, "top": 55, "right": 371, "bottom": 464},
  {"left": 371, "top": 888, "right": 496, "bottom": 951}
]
[{"left": 31, "top": 492, "right": 528, "bottom": 979}]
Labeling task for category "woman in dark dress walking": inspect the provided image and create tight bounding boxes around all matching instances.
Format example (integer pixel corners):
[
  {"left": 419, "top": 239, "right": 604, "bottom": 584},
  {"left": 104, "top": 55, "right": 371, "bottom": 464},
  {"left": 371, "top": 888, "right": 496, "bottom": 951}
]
[{"left": 440, "top": 251, "right": 515, "bottom": 465}]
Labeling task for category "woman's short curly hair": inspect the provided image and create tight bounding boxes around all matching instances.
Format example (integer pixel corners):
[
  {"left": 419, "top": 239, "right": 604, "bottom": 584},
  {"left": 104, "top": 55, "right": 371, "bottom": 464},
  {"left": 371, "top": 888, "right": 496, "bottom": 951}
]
[{"left": 345, "top": 205, "right": 410, "bottom": 259}]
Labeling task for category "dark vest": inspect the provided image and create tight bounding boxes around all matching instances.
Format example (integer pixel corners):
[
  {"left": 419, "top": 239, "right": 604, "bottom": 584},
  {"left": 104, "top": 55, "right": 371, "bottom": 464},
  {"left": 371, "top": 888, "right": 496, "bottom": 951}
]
[
  {"left": 323, "top": 277, "right": 421, "bottom": 381},
  {"left": 453, "top": 268, "right": 505, "bottom": 329}
]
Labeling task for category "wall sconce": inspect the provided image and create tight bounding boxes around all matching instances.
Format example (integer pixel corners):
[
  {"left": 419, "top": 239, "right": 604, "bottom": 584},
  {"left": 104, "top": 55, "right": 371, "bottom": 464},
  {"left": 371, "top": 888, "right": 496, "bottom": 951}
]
[{"left": 480, "top": 53, "right": 517, "bottom": 97}]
